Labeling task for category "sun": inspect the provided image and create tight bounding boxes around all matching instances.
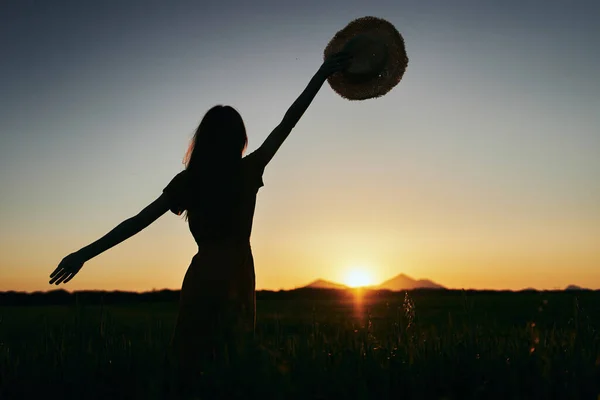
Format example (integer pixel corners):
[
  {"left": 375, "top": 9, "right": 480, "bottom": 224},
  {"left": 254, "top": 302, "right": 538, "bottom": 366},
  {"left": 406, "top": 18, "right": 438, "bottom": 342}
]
[{"left": 344, "top": 268, "right": 374, "bottom": 288}]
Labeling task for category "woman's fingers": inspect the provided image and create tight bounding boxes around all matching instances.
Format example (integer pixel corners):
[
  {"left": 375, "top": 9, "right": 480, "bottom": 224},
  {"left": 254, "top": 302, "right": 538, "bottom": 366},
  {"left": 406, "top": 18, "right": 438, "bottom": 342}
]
[
  {"left": 49, "top": 270, "right": 64, "bottom": 285},
  {"left": 50, "top": 261, "right": 83, "bottom": 284},
  {"left": 49, "top": 268, "right": 60, "bottom": 279},
  {"left": 333, "top": 52, "right": 353, "bottom": 63},
  {"left": 329, "top": 53, "right": 353, "bottom": 72},
  {"left": 49, "top": 268, "right": 64, "bottom": 283},
  {"left": 63, "top": 272, "right": 76, "bottom": 284},
  {"left": 49, "top": 265, "right": 73, "bottom": 285},
  {"left": 53, "top": 271, "right": 70, "bottom": 285},
  {"left": 49, "top": 263, "right": 65, "bottom": 278}
]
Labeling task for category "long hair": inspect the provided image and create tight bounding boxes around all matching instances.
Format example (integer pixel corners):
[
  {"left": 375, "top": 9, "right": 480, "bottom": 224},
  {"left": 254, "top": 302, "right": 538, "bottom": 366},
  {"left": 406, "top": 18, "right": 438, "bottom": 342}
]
[
  {"left": 181, "top": 105, "right": 248, "bottom": 221},
  {"left": 184, "top": 105, "right": 248, "bottom": 170}
]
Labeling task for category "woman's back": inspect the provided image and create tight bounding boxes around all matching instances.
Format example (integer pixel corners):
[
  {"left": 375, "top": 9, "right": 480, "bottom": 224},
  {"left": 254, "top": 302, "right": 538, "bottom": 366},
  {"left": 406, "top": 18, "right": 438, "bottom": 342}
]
[{"left": 163, "top": 151, "right": 266, "bottom": 247}]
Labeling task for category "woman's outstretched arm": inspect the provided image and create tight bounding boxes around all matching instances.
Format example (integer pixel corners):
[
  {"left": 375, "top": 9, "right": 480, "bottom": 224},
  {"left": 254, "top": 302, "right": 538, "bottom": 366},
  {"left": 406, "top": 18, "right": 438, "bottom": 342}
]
[
  {"left": 49, "top": 194, "right": 171, "bottom": 285},
  {"left": 256, "top": 52, "right": 351, "bottom": 166}
]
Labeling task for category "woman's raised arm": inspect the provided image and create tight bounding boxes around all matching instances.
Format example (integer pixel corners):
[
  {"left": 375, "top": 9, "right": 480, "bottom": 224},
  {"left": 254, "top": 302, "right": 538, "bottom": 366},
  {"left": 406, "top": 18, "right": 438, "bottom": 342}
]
[{"left": 255, "top": 52, "right": 351, "bottom": 167}]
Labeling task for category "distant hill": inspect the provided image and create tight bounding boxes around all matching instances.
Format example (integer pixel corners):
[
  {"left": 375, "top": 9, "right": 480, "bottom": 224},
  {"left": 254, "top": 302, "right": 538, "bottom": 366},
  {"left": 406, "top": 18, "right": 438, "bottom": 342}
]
[
  {"left": 300, "top": 274, "right": 444, "bottom": 291},
  {"left": 376, "top": 273, "right": 444, "bottom": 291},
  {"left": 520, "top": 287, "right": 538, "bottom": 292},
  {"left": 565, "top": 284, "right": 587, "bottom": 291},
  {"left": 303, "top": 279, "right": 349, "bottom": 290}
]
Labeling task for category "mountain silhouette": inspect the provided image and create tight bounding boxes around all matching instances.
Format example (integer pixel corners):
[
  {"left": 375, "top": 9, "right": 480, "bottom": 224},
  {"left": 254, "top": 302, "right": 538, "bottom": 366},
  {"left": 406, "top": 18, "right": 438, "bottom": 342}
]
[
  {"left": 520, "top": 287, "right": 538, "bottom": 292},
  {"left": 300, "top": 274, "right": 444, "bottom": 291},
  {"left": 303, "top": 279, "right": 349, "bottom": 290},
  {"left": 565, "top": 284, "right": 586, "bottom": 291},
  {"left": 376, "top": 273, "right": 444, "bottom": 291}
]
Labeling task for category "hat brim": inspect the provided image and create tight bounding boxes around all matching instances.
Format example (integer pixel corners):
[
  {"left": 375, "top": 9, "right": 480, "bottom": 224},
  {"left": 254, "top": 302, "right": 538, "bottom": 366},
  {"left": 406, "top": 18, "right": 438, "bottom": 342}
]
[{"left": 324, "top": 16, "right": 408, "bottom": 101}]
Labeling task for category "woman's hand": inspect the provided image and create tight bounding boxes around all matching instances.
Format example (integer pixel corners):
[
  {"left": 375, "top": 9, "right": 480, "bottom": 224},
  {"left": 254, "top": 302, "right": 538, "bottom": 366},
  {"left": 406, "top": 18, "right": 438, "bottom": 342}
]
[
  {"left": 49, "top": 251, "right": 88, "bottom": 285},
  {"left": 317, "top": 52, "right": 353, "bottom": 78}
]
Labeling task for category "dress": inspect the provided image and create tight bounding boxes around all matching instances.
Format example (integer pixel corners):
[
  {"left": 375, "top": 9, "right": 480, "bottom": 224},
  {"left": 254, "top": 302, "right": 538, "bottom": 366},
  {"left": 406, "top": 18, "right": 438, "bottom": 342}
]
[{"left": 162, "top": 150, "right": 266, "bottom": 390}]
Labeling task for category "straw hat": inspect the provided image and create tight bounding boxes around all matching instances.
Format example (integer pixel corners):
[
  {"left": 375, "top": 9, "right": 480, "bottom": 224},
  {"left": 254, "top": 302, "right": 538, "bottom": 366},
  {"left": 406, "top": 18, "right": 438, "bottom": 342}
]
[{"left": 324, "top": 16, "right": 408, "bottom": 100}]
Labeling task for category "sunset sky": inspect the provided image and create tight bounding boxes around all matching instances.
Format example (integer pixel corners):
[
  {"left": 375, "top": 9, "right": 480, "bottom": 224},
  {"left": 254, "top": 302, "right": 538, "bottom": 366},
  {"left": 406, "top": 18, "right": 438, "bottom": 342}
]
[{"left": 1, "top": 0, "right": 599, "bottom": 292}]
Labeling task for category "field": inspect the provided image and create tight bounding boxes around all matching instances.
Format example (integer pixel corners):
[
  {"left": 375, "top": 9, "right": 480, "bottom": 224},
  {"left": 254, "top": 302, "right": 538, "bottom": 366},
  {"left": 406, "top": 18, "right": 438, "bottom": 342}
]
[{"left": 1, "top": 289, "right": 599, "bottom": 399}]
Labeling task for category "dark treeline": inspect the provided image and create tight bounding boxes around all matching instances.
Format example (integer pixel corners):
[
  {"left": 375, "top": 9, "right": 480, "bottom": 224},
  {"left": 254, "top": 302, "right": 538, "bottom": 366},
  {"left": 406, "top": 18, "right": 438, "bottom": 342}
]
[{"left": 0, "top": 287, "right": 597, "bottom": 306}]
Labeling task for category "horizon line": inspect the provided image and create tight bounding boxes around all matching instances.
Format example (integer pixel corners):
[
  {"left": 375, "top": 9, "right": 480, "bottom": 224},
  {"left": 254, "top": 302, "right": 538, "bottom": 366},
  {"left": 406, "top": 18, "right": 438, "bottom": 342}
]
[{"left": 2, "top": 286, "right": 597, "bottom": 295}]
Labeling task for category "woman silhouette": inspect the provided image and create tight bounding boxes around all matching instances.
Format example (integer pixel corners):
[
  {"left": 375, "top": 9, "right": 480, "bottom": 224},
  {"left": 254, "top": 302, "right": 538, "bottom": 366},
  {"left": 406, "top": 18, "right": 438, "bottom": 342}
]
[{"left": 49, "top": 52, "right": 351, "bottom": 392}]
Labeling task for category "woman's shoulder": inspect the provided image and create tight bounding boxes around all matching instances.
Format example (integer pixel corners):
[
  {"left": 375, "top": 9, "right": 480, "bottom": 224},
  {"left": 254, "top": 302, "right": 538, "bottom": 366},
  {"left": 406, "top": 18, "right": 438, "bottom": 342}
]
[
  {"left": 242, "top": 149, "right": 267, "bottom": 170},
  {"left": 167, "top": 169, "right": 190, "bottom": 184},
  {"left": 242, "top": 150, "right": 258, "bottom": 163},
  {"left": 162, "top": 170, "right": 192, "bottom": 215},
  {"left": 163, "top": 169, "right": 193, "bottom": 195}
]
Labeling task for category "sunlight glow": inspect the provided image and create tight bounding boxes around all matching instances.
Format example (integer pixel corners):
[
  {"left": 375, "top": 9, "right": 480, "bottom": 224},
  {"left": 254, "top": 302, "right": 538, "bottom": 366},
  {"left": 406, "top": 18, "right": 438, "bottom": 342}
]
[{"left": 344, "top": 268, "right": 374, "bottom": 288}]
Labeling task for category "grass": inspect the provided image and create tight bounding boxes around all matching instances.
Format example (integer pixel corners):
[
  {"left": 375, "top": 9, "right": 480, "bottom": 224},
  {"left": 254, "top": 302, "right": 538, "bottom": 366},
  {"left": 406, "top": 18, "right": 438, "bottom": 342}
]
[{"left": 1, "top": 289, "right": 599, "bottom": 399}]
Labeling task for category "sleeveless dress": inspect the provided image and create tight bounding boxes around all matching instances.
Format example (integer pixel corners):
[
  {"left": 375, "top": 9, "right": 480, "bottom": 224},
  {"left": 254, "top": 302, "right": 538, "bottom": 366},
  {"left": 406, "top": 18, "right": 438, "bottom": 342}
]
[{"left": 162, "top": 150, "right": 266, "bottom": 389}]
